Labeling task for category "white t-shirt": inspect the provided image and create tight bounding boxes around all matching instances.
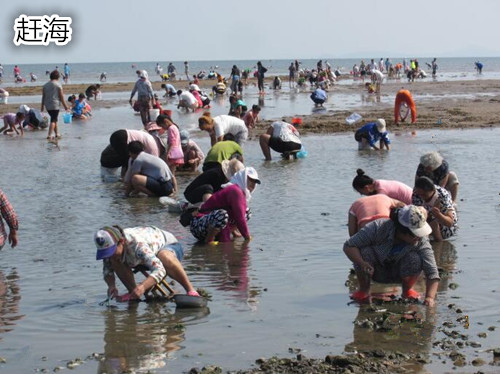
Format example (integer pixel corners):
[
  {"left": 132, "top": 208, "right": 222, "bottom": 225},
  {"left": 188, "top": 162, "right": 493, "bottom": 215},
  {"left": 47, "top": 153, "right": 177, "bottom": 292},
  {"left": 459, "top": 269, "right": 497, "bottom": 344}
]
[
  {"left": 214, "top": 115, "right": 248, "bottom": 139},
  {"left": 271, "top": 121, "right": 301, "bottom": 144},
  {"left": 372, "top": 70, "right": 384, "bottom": 82},
  {"left": 179, "top": 91, "right": 197, "bottom": 106}
]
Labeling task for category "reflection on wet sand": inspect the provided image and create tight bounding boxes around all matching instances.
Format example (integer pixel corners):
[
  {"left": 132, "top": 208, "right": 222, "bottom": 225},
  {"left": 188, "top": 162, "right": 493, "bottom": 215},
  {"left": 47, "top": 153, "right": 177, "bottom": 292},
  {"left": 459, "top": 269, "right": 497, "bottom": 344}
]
[
  {"left": 344, "top": 241, "right": 457, "bottom": 368},
  {"left": 0, "top": 269, "right": 23, "bottom": 339},
  {"left": 98, "top": 302, "right": 209, "bottom": 374},
  {"left": 188, "top": 241, "right": 261, "bottom": 309}
]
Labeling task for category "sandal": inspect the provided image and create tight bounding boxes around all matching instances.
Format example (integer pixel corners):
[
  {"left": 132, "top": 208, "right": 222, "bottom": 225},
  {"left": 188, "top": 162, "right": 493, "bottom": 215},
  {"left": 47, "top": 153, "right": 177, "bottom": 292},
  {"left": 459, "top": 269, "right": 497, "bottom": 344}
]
[
  {"left": 402, "top": 289, "right": 421, "bottom": 299},
  {"left": 350, "top": 290, "right": 370, "bottom": 302}
]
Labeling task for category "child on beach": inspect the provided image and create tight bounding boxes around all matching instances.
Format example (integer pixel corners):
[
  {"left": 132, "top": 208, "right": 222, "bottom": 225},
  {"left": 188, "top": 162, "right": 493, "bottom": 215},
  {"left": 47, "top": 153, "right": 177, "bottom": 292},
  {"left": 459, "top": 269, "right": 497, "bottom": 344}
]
[
  {"left": 1, "top": 112, "right": 25, "bottom": 135},
  {"left": 156, "top": 114, "right": 184, "bottom": 175},
  {"left": 243, "top": 105, "right": 261, "bottom": 134}
]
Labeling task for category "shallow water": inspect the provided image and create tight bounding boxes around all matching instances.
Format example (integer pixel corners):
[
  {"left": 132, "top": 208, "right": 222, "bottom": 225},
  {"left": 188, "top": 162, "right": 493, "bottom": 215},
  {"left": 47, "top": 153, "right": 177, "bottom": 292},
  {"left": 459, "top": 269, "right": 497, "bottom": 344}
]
[{"left": 0, "top": 99, "right": 499, "bottom": 373}]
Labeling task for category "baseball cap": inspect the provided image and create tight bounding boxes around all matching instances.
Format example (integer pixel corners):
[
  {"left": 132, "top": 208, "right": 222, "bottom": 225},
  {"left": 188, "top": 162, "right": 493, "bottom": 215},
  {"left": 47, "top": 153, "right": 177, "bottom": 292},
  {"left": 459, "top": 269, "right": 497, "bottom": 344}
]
[
  {"left": 375, "top": 118, "right": 386, "bottom": 133},
  {"left": 180, "top": 130, "right": 189, "bottom": 146},
  {"left": 94, "top": 228, "right": 119, "bottom": 260},
  {"left": 397, "top": 205, "right": 432, "bottom": 238},
  {"left": 246, "top": 167, "right": 261, "bottom": 184}
]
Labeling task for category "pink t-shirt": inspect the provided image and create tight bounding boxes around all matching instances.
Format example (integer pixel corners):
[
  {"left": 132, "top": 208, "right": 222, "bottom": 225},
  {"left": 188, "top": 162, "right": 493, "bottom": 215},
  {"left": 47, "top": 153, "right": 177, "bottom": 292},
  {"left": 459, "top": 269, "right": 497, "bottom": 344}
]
[
  {"left": 191, "top": 90, "right": 203, "bottom": 107},
  {"left": 349, "top": 194, "right": 399, "bottom": 227},
  {"left": 374, "top": 179, "right": 413, "bottom": 205},
  {"left": 3, "top": 113, "right": 18, "bottom": 126},
  {"left": 126, "top": 129, "right": 159, "bottom": 157},
  {"left": 167, "top": 125, "right": 184, "bottom": 161}
]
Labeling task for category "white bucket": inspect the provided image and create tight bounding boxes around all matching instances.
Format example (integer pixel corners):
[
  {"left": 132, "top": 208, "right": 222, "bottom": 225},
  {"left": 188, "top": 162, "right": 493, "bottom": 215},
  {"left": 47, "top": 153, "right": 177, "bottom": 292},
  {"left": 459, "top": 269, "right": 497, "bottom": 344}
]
[
  {"left": 159, "top": 197, "right": 184, "bottom": 213},
  {"left": 149, "top": 109, "right": 160, "bottom": 122},
  {"left": 100, "top": 166, "right": 120, "bottom": 182}
]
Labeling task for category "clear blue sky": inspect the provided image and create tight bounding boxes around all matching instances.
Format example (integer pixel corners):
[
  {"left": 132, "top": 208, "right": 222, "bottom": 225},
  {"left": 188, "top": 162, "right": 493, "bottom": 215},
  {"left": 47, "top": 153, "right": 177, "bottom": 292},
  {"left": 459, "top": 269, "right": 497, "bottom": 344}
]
[{"left": 2, "top": 0, "right": 500, "bottom": 64}]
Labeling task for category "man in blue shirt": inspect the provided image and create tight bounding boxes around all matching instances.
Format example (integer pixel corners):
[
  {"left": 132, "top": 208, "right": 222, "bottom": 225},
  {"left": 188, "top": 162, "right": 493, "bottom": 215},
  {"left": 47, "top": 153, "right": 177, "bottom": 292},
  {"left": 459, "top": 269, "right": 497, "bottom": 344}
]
[
  {"left": 354, "top": 119, "right": 391, "bottom": 151},
  {"left": 310, "top": 87, "right": 327, "bottom": 106}
]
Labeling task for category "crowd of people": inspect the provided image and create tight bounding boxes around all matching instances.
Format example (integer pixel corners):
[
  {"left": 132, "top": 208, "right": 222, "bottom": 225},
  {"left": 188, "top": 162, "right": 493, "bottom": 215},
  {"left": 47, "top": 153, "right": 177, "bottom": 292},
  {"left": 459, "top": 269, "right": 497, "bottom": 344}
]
[
  {"left": 345, "top": 148, "right": 459, "bottom": 305},
  {"left": 1, "top": 60, "right": 462, "bottom": 310}
]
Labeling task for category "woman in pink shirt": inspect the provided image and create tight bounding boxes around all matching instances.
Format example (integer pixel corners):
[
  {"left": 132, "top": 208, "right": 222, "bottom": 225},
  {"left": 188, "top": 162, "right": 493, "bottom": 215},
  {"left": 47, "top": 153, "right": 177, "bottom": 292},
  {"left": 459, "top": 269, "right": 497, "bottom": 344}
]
[
  {"left": 156, "top": 114, "right": 184, "bottom": 175},
  {"left": 352, "top": 169, "right": 413, "bottom": 204},
  {"left": 188, "top": 167, "right": 260, "bottom": 243},
  {"left": 190, "top": 89, "right": 203, "bottom": 108},
  {"left": 348, "top": 194, "right": 405, "bottom": 236}
]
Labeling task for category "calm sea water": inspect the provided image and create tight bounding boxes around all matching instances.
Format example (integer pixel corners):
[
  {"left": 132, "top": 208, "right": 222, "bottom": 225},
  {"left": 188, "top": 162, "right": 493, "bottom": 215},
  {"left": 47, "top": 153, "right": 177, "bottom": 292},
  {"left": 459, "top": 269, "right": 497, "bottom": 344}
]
[
  {"left": 1, "top": 57, "right": 500, "bottom": 86},
  {"left": 0, "top": 86, "right": 499, "bottom": 373}
]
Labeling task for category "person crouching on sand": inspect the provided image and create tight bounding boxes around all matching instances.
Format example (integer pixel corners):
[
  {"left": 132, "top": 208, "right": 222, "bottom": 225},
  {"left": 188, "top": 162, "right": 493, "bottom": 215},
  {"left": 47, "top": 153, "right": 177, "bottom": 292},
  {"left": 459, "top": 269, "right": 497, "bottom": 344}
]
[{"left": 343, "top": 205, "right": 439, "bottom": 306}]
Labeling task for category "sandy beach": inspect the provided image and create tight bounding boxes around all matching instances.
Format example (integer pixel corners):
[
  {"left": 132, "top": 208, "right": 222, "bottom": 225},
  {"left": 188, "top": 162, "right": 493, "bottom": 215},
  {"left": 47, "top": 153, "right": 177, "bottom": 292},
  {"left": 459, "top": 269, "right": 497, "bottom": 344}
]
[{"left": 2, "top": 77, "right": 500, "bottom": 135}]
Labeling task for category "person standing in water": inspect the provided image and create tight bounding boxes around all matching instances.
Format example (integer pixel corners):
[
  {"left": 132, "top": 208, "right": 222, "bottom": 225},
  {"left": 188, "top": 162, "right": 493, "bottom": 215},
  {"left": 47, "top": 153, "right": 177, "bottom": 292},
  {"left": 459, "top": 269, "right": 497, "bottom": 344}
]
[
  {"left": 41, "top": 70, "right": 69, "bottom": 140},
  {"left": 256, "top": 61, "right": 267, "bottom": 94},
  {"left": 184, "top": 61, "right": 190, "bottom": 80}
]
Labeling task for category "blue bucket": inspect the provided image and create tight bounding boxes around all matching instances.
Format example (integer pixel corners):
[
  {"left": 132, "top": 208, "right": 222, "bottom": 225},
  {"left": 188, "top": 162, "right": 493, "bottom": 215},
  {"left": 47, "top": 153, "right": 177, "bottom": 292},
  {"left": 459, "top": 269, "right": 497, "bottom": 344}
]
[{"left": 63, "top": 112, "right": 72, "bottom": 124}]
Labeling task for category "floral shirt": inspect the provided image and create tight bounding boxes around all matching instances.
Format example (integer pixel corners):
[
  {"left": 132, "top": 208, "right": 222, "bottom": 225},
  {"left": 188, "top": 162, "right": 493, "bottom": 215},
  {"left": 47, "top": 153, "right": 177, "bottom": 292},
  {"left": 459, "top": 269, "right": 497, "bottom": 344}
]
[
  {"left": 103, "top": 226, "right": 178, "bottom": 283},
  {"left": 0, "top": 189, "right": 18, "bottom": 248},
  {"left": 412, "top": 185, "right": 458, "bottom": 238}
]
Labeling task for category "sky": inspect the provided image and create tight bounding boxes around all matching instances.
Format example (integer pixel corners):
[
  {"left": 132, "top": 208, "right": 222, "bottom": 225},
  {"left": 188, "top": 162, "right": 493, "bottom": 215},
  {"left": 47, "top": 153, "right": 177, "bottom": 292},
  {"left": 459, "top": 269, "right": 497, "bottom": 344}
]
[{"left": 1, "top": 0, "right": 500, "bottom": 64}]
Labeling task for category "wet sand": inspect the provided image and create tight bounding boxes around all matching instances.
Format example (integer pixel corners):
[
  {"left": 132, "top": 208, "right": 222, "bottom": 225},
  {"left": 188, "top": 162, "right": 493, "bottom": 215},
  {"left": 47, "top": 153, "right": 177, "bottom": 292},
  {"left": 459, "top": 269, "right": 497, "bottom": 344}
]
[{"left": 2, "top": 78, "right": 500, "bottom": 134}]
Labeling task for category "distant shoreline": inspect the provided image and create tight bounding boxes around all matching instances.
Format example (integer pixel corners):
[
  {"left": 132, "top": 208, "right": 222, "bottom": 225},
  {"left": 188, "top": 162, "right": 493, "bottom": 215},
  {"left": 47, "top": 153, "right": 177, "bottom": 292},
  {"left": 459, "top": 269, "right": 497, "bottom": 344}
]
[{"left": 1, "top": 77, "right": 499, "bottom": 135}]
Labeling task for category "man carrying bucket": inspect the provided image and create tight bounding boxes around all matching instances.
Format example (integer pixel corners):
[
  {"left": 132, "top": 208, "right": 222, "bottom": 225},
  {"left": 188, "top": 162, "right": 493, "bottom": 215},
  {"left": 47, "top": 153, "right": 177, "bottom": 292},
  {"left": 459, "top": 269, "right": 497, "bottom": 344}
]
[{"left": 94, "top": 225, "right": 200, "bottom": 301}]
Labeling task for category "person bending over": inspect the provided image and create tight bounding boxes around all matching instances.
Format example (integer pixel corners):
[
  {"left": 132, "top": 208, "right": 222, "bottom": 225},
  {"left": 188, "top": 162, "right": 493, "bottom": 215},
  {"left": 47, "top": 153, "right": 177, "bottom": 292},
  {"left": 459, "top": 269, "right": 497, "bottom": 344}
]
[
  {"left": 95, "top": 225, "right": 199, "bottom": 301},
  {"left": 124, "top": 141, "right": 177, "bottom": 197}
]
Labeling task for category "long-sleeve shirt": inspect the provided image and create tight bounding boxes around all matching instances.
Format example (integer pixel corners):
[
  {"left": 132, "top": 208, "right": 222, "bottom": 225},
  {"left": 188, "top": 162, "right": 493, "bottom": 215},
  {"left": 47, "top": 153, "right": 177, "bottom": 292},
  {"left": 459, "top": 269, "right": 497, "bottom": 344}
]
[
  {"left": 200, "top": 184, "right": 249, "bottom": 241},
  {"left": 343, "top": 219, "right": 439, "bottom": 280},
  {"left": 0, "top": 189, "right": 18, "bottom": 248},
  {"left": 130, "top": 79, "right": 154, "bottom": 100},
  {"left": 356, "top": 122, "right": 391, "bottom": 147},
  {"left": 103, "top": 226, "right": 179, "bottom": 283}
]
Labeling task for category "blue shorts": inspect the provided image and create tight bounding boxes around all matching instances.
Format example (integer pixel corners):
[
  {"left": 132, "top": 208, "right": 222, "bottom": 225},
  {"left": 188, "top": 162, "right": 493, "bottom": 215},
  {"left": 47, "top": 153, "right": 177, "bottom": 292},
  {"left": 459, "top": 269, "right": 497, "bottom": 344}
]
[
  {"left": 146, "top": 177, "right": 174, "bottom": 197},
  {"left": 160, "top": 242, "right": 184, "bottom": 261}
]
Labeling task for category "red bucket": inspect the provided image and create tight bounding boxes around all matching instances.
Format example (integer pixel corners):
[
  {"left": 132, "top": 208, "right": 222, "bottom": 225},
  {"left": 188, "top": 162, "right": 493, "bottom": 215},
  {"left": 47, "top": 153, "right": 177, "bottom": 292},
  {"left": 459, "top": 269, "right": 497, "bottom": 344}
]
[{"left": 291, "top": 117, "right": 302, "bottom": 125}]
